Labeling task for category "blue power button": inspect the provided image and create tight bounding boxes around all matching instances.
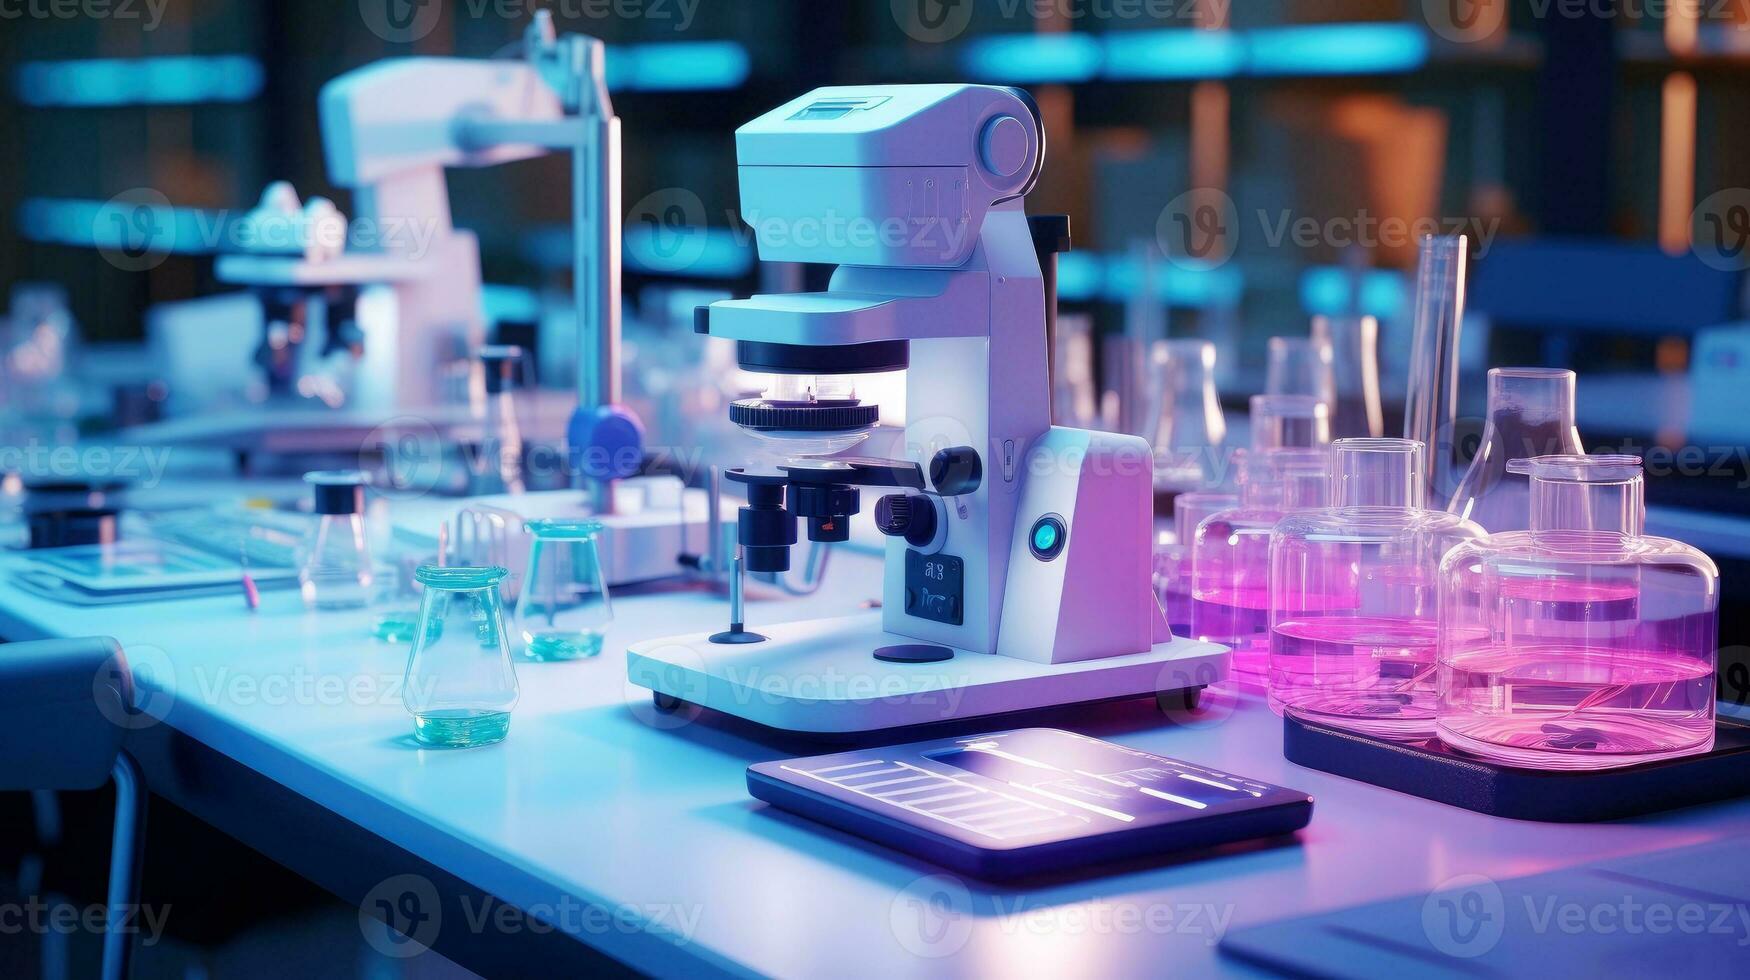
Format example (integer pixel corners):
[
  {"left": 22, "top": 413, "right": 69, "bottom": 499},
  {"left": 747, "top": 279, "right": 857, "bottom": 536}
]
[{"left": 1028, "top": 515, "right": 1067, "bottom": 561}]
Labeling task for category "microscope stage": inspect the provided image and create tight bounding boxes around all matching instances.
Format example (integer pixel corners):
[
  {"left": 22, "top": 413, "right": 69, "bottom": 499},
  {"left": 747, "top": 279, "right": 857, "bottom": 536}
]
[{"left": 626, "top": 612, "right": 1230, "bottom": 735}]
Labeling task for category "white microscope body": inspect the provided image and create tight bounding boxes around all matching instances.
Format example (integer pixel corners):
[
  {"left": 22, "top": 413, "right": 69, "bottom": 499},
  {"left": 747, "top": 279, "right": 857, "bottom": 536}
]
[{"left": 627, "top": 86, "right": 1229, "bottom": 734}]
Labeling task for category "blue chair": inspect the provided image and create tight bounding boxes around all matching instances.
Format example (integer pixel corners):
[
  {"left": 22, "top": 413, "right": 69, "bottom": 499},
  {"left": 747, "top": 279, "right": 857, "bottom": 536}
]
[{"left": 1, "top": 638, "right": 145, "bottom": 980}]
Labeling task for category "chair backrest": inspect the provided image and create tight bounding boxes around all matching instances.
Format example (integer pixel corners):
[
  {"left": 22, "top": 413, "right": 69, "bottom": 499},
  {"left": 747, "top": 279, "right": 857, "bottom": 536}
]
[{"left": 0, "top": 637, "right": 131, "bottom": 791}]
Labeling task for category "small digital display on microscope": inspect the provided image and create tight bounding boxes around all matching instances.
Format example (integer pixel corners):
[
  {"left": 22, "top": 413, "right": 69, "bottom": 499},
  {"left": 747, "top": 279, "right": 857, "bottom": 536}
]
[{"left": 788, "top": 96, "right": 890, "bottom": 120}]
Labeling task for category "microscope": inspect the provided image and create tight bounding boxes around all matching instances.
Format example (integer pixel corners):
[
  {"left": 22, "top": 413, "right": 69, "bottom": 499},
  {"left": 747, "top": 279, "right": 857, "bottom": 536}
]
[{"left": 628, "top": 85, "right": 1229, "bottom": 735}]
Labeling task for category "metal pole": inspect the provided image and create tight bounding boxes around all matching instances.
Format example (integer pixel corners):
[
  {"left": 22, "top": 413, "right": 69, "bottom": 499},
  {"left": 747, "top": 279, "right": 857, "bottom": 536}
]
[
  {"left": 575, "top": 36, "right": 622, "bottom": 515},
  {"left": 102, "top": 754, "right": 146, "bottom": 980}
]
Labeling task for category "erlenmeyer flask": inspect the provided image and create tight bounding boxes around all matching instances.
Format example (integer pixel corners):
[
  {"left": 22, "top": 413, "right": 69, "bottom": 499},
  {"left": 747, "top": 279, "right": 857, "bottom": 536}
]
[
  {"left": 1150, "top": 339, "right": 1228, "bottom": 493},
  {"left": 517, "top": 518, "right": 612, "bottom": 661},
  {"left": 1446, "top": 367, "right": 1584, "bottom": 533},
  {"left": 402, "top": 565, "right": 519, "bottom": 747},
  {"left": 1250, "top": 395, "right": 1331, "bottom": 452},
  {"left": 1265, "top": 336, "right": 1336, "bottom": 410},
  {"left": 1311, "top": 315, "right": 1384, "bottom": 438}
]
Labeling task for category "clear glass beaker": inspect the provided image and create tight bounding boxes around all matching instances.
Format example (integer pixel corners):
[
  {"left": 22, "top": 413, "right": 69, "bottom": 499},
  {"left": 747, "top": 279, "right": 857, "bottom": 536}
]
[
  {"left": 1155, "top": 491, "right": 1239, "bottom": 637},
  {"left": 1191, "top": 448, "right": 1331, "bottom": 682},
  {"left": 1446, "top": 367, "right": 1585, "bottom": 533},
  {"left": 1150, "top": 339, "right": 1229, "bottom": 494},
  {"left": 1268, "top": 439, "right": 1486, "bottom": 736},
  {"left": 1311, "top": 315, "right": 1385, "bottom": 439},
  {"left": 1436, "top": 456, "right": 1719, "bottom": 769},
  {"left": 299, "top": 470, "right": 372, "bottom": 610},
  {"left": 402, "top": 565, "right": 519, "bottom": 747},
  {"left": 516, "top": 518, "right": 612, "bottom": 661}
]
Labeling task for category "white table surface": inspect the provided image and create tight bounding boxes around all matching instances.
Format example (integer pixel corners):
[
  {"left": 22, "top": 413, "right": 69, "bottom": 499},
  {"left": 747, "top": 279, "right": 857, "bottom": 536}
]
[{"left": 2, "top": 539, "right": 1746, "bottom": 978}]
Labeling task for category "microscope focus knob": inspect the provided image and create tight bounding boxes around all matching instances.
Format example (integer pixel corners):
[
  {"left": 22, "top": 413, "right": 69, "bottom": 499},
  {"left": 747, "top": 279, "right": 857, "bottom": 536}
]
[{"left": 875, "top": 494, "right": 937, "bottom": 548}]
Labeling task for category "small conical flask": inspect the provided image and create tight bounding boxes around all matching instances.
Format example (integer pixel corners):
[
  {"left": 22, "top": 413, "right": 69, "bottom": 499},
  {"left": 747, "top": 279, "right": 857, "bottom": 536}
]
[
  {"left": 1150, "top": 339, "right": 1229, "bottom": 494},
  {"left": 402, "top": 565, "right": 519, "bottom": 747},
  {"left": 1447, "top": 367, "right": 1584, "bottom": 533},
  {"left": 517, "top": 519, "right": 612, "bottom": 661},
  {"left": 1265, "top": 335, "right": 1336, "bottom": 409},
  {"left": 299, "top": 470, "right": 372, "bottom": 610}
]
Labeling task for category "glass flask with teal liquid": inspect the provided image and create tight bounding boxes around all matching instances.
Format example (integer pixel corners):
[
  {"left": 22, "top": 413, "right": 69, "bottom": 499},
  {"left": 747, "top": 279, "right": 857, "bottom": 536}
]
[
  {"left": 402, "top": 565, "right": 518, "bottom": 747},
  {"left": 516, "top": 519, "right": 612, "bottom": 661}
]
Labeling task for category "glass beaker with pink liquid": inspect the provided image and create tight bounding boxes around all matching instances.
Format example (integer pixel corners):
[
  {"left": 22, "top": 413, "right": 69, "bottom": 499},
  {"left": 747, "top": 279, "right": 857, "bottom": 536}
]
[
  {"left": 1155, "top": 491, "right": 1240, "bottom": 638},
  {"left": 1436, "top": 455, "right": 1719, "bottom": 769},
  {"left": 1191, "top": 411, "right": 1330, "bottom": 683},
  {"left": 1268, "top": 439, "right": 1486, "bottom": 735}
]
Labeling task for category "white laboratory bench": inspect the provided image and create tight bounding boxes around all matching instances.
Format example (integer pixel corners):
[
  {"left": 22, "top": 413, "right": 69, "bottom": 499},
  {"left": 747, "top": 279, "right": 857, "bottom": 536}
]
[{"left": 1, "top": 535, "right": 1747, "bottom": 977}]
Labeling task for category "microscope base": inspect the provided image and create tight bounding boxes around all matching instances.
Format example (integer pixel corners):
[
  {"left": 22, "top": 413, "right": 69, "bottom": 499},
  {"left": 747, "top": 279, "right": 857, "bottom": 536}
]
[{"left": 626, "top": 611, "right": 1230, "bottom": 736}]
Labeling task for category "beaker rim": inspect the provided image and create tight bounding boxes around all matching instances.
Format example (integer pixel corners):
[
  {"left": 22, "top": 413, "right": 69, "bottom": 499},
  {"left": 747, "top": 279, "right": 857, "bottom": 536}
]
[
  {"left": 416, "top": 565, "right": 508, "bottom": 589},
  {"left": 524, "top": 518, "right": 606, "bottom": 539}
]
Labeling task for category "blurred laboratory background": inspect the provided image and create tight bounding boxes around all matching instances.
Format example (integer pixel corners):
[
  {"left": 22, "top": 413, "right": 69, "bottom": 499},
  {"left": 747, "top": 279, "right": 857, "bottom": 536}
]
[
  {"left": 4, "top": 1, "right": 1750, "bottom": 976},
  {"left": 6, "top": 1, "right": 1750, "bottom": 482}
]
